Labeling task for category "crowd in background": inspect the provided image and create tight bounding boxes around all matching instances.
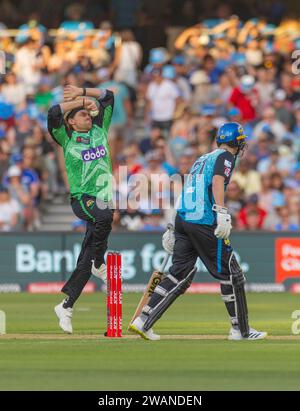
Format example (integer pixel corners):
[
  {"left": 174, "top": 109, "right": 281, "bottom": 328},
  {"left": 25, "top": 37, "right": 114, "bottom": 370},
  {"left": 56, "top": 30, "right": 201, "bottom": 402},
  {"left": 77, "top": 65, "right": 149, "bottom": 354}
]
[{"left": 0, "top": 1, "right": 300, "bottom": 232}]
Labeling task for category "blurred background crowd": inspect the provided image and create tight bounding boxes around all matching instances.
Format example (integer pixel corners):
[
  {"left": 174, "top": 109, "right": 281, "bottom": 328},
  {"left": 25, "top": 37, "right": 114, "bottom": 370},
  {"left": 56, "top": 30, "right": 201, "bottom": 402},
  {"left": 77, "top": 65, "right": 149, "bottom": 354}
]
[{"left": 0, "top": 0, "right": 300, "bottom": 232}]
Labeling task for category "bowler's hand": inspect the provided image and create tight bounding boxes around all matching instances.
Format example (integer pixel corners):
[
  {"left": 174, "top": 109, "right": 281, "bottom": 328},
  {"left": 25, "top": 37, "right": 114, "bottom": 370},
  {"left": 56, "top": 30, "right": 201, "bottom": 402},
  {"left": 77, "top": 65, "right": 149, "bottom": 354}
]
[
  {"left": 64, "top": 85, "right": 83, "bottom": 101},
  {"left": 83, "top": 99, "right": 99, "bottom": 115}
]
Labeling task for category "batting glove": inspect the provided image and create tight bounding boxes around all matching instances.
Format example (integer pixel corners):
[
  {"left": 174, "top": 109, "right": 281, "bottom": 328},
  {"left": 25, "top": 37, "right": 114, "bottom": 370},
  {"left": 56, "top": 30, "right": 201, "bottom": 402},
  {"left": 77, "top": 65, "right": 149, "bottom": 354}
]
[
  {"left": 162, "top": 223, "right": 175, "bottom": 255},
  {"left": 212, "top": 204, "right": 232, "bottom": 239}
]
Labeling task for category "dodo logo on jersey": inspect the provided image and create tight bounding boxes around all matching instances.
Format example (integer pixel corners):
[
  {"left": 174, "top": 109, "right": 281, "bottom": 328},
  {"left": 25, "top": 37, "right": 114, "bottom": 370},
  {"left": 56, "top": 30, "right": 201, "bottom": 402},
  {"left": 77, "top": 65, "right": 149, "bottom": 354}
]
[{"left": 81, "top": 145, "right": 106, "bottom": 162}]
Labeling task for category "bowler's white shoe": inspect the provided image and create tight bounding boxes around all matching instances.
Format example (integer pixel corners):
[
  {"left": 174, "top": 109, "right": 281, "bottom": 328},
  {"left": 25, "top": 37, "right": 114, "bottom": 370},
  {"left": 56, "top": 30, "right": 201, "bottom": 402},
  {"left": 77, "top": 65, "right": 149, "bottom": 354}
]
[
  {"left": 91, "top": 261, "right": 107, "bottom": 283},
  {"left": 129, "top": 317, "right": 160, "bottom": 341},
  {"left": 228, "top": 327, "right": 267, "bottom": 341},
  {"left": 54, "top": 302, "right": 73, "bottom": 334}
]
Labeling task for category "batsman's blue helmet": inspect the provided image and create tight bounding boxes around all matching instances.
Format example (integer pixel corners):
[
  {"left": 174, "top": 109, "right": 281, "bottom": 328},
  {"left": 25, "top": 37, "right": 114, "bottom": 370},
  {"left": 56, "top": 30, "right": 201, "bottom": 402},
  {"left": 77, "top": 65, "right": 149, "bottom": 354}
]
[{"left": 216, "top": 122, "right": 247, "bottom": 151}]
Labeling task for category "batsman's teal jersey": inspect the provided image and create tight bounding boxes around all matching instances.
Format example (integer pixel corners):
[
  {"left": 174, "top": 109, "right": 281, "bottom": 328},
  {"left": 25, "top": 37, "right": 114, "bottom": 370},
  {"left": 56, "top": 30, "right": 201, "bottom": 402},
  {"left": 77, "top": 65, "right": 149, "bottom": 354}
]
[
  {"left": 178, "top": 148, "right": 235, "bottom": 225},
  {"left": 47, "top": 90, "right": 114, "bottom": 202}
]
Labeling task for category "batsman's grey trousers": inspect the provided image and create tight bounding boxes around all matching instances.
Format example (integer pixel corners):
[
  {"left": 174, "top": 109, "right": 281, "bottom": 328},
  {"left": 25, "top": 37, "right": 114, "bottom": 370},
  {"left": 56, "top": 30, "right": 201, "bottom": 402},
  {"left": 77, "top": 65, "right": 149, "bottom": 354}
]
[{"left": 62, "top": 194, "right": 113, "bottom": 303}]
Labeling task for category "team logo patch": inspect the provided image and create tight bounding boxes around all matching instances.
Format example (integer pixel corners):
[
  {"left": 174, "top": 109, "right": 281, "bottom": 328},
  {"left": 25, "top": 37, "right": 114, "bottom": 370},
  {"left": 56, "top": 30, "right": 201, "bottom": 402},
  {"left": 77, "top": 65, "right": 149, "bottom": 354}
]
[
  {"left": 76, "top": 136, "right": 90, "bottom": 144},
  {"left": 224, "top": 167, "right": 231, "bottom": 177},
  {"left": 224, "top": 159, "right": 232, "bottom": 167},
  {"left": 86, "top": 199, "right": 95, "bottom": 208},
  {"left": 82, "top": 145, "right": 106, "bottom": 162}
]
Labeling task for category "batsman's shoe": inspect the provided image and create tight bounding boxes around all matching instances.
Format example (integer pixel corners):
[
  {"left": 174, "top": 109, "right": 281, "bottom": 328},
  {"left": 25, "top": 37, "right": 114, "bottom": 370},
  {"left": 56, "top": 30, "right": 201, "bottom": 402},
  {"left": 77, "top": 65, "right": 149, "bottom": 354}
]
[
  {"left": 54, "top": 302, "right": 73, "bottom": 334},
  {"left": 228, "top": 327, "right": 267, "bottom": 341},
  {"left": 129, "top": 317, "right": 160, "bottom": 341},
  {"left": 91, "top": 261, "right": 107, "bottom": 283}
]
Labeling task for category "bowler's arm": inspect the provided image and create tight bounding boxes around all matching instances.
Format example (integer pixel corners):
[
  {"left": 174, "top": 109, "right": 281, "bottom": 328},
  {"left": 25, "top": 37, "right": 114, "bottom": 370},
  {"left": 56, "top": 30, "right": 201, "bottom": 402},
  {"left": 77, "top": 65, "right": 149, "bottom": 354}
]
[{"left": 63, "top": 85, "right": 107, "bottom": 104}]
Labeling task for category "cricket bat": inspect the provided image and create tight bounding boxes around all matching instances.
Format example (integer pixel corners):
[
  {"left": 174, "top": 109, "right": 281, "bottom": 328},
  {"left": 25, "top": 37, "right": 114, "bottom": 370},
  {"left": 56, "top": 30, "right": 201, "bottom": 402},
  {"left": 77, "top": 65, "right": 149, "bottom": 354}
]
[{"left": 128, "top": 252, "right": 170, "bottom": 329}]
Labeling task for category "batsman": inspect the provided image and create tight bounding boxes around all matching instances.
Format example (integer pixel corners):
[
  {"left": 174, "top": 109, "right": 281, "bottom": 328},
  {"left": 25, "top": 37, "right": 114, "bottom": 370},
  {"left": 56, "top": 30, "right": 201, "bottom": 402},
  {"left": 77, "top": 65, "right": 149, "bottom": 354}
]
[
  {"left": 47, "top": 85, "right": 114, "bottom": 333},
  {"left": 130, "top": 122, "right": 267, "bottom": 341}
]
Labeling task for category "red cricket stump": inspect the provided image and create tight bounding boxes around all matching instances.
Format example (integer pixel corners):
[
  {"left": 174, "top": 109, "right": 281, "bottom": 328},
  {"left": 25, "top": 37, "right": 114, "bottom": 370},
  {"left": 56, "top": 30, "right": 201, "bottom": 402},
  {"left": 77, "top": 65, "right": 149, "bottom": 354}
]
[
  {"left": 106, "top": 252, "right": 122, "bottom": 338},
  {"left": 106, "top": 253, "right": 113, "bottom": 337},
  {"left": 117, "top": 252, "right": 122, "bottom": 337}
]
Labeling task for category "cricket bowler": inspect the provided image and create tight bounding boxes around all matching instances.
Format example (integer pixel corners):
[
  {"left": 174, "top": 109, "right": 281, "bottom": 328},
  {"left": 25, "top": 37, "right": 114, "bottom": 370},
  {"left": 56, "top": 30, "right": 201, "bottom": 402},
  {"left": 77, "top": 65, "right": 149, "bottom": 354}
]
[
  {"left": 130, "top": 122, "right": 267, "bottom": 341},
  {"left": 47, "top": 85, "right": 114, "bottom": 333}
]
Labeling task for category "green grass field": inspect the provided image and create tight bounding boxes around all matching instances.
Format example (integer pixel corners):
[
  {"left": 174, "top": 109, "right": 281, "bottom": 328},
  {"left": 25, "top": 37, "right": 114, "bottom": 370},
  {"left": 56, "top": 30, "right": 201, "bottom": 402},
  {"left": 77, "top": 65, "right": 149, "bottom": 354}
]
[{"left": 0, "top": 292, "right": 300, "bottom": 391}]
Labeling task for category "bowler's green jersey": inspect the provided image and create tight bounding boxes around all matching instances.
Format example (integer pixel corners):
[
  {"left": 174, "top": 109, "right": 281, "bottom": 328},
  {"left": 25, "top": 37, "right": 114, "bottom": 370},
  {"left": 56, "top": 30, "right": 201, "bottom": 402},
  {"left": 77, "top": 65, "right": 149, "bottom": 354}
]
[{"left": 47, "top": 90, "right": 114, "bottom": 202}]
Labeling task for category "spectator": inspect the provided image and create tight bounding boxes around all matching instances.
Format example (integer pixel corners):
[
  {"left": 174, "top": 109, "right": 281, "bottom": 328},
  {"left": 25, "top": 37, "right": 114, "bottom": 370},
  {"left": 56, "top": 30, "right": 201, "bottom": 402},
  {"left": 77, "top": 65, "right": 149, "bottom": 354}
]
[
  {"left": 17, "top": 147, "right": 41, "bottom": 228},
  {"left": 293, "top": 106, "right": 300, "bottom": 136},
  {"left": 98, "top": 21, "right": 117, "bottom": 60},
  {"left": 139, "top": 127, "right": 164, "bottom": 155},
  {"left": 272, "top": 89, "right": 294, "bottom": 130},
  {"left": 190, "top": 70, "right": 215, "bottom": 106},
  {"left": 237, "top": 194, "right": 267, "bottom": 230},
  {"left": 98, "top": 69, "right": 133, "bottom": 139},
  {"left": 285, "top": 164, "right": 300, "bottom": 194},
  {"left": 244, "top": 210, "right": 262, "bottom": 231},
  {"left": 255, "top": 67, "right": 275, "bottom": 110},
  {"left": 34, "top": 77, "right": 54, "bottom": 112},
  {"left": 31, "top": 125, "right": 58, "bottom": 196},
  {"left": 1, "top": 73, "right": 27, "bottom": 107},
  {"left": 0, "top": 186, "right": 20, "bottom": 231},
  {"left": 112, "top": 209, "right": 122, "bottom": 232},
  {"left": 145, "top": 67, "right": 180, "bottom": 134},
  {"left": 14, "top": 38, "right": 43, "bottom": 94},
  {"left": 170, "top": 104, "right": 194, "bottom": 141},
  {"left": 253, "top": 107, "right": 287, "bottom": 142},
  {"left": 229, "top": 75, "right": 259, "bottom": 122},
  {"left": 226, "top": 181, "right": 245, "bottom": 224},
  {"left": 141, "top": 150, "right": 166, "bottom": 180},
  {"left": 273, "top": 206, "right": 299, "bottom": 231},
  {"left": 270, "top": 171, "right": 285, "bottom": 194},
  {"left": 6, "top": 165, "right": 32, "bottom": 230},
  {"left": 121, "top": 143, "right": 143, "bottom": 176},
  {"left": 280, "top": 72, "right": 300, "bottom": 104},
  {"left": 0, "top": 141, "right": 10, "bottom": 181},
  {"left": 113, "top": 29, "right": 142, "bottom": 91},
  {"left": 202, "top": 54, "right": 223, "bottom": 84},
  {"left": 153, "top": 137, "right": 177, "bottom": 175},
  {"left": 0, "top": 93, "right": 15, "bottom": 131},
  {"left": 120, "top": 205, "right": 144, "bottom": 231},
  {"left": 258, "top": 174, "right": 273, "bottom": 212},
  {"left": 174, "top": 24, "right": 204, "bottom": 58},
  {"left": 140, "top": 210, "right": 165, "bottom": 232},
  {"left": 249, "top": 132, "right": 272, "bottom": 162},
  {"left": 231, "top": 158, "right": 262, "bottom": 196},
  {"left": 213, "top": 72, "right": 233, "bottom": 106},
  {"left": 11, "top": 112, "right": 33, "bottom": 150},
  {"left": 60, "top": 3, "right": 93, "bottom": 32},
  {"left": 172, "top": 55, "right": 191, "bottom": 101},
  {"left": 19, "top": 147, "right": 41, "bottom": 203},
  {"left": 171, "top": 149, "right": 196, "bottom": 202},
  {"left": 257, "top": 147, "right": 293, "bottom": 176}
]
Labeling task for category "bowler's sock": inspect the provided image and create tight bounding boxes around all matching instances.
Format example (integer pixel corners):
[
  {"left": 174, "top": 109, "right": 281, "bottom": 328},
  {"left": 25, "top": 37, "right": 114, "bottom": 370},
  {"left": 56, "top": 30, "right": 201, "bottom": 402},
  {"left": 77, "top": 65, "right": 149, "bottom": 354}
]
[{"left": 63, "top": 296, "right": 75, "bottom": 309}]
